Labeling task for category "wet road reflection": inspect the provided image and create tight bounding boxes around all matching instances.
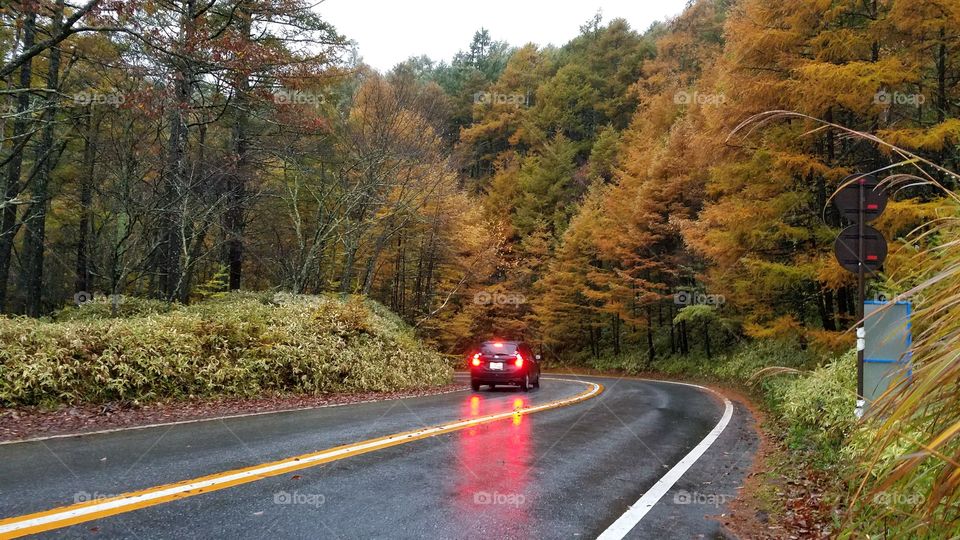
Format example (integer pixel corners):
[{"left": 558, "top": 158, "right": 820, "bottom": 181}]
[{"left": 456, "top": 391, "right": 532, "bottom": 536}]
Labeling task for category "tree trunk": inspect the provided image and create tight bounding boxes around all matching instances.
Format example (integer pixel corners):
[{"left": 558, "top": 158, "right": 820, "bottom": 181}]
[
  {"left": 612, "top": 314, "right": 620, "bottom": 356},
  {"left": 669, "top": 302, "right": 676, "bottom": 355},
  {"left": 703, "top": 320, "right": 711, "bottom": 359},
  {"left": 339, "top": 239, "right": 359, "bottom": 294},
  {"left": 161, "top": 0, "right": 196, "bottom": 301},
  {"left": 393, "top": 234, "right": 406, "bottom": 316},
  {"left": 75, "top": 110, "right": 99, "bottom": 295},
  {"left": 338, "top": 202, "right": 369, "bottom": 294},
  {"left": 837, "top": 285, "right": 855, "bottom": 327},
  {"left": 223, "top": 1, "right": 252, "bottom": 290},
  {"left": 645, "top": 305, "right": 655, "bottom": 368},
  {"left": 680, "top": 319, "right": 689, "bottom": 355},
  {"left": 0, "top": 8, "right": 37, "bottom": 312},
  {"left": 22, "top": 0, "right": 64, "bottom": 316},
  {"left": 937, "top": 27, "right": 947, "bottom": 125},
  {"left": 819, "top": 287, "right": 837, "bottom": 331},
  {"left": 361, "top": 224, "right": 395, "bottom": 295},
  {"left": 935, "top": 27, "right": 952, "bottom": 188},
  {"left": 179, "top": 224, "right": 209, "bottom": 303},
  {"left": 421, "top": 227, "right": 438, "bottom": 312},
  {"left": 412, "top": 233, "right": 426, "bottom": 312}
]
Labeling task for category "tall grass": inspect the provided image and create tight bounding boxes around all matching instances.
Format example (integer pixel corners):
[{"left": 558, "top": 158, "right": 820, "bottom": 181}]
[{"left": 733, "top": 111, "right": 960, "bottom": 536}]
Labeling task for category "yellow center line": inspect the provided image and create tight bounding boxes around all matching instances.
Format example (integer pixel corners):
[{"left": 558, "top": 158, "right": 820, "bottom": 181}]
[{"left": 0, "top": 378, "right": 602, "bottom": 539}]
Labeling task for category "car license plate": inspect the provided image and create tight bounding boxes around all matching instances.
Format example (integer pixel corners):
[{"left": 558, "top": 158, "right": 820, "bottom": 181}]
[{"left": 490, "top": 362, "right": 503, "bottom": 370}]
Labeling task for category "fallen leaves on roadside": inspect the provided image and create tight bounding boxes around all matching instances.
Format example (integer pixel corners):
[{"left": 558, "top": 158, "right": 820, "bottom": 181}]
[{"left": 0, "top": 384, "right": 468, "bottom": 443}]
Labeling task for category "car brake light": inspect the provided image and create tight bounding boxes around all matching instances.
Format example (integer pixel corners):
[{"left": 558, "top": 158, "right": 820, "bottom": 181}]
[
  {"left": 471, "top": 353, "right": 481, "bottom": 367},
  {"left": 514, "top": 352, "right": 523, "bottom": 367}
]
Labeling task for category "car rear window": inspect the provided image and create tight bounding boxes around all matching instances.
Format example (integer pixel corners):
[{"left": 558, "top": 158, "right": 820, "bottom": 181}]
[{"left": 479, "top": 342, "right": 518, "bottom": 354}]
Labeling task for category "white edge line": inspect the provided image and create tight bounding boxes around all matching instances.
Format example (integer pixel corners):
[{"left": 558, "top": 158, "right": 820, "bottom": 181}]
[
  {"left": 596, "top": 380, "right": 735, "bottom": 540},
  {"left": 0, "top": 379, "right": 600, "bottom": 535}
]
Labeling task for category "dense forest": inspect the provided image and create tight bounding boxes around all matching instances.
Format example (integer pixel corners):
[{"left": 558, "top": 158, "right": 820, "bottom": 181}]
[{"left": 1, "top": 0, "right": 957, "bottom": 362}]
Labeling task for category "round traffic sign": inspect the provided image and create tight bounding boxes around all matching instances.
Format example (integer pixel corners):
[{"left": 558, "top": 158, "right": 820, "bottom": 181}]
[
  {"left": 833, "top": 174, "right": 888, "bottom": 223},
  {"left": 834, "top": 225, "right": 888, "bottom": 274}
]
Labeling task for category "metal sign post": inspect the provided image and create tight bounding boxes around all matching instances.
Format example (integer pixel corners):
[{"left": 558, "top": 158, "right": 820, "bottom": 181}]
[
  {"left": 832, "top": 174, "right": 889, "bottom": 418},
  {"left": 857, "top": 179, "right": 865, "bottom": 418}
]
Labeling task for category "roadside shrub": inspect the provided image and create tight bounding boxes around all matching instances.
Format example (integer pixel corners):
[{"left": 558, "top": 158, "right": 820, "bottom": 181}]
[
  {"left": 772, "top": 350, "right": 856, "bottom": 456},
  {"left": 586, "top": 339, "right": 818, "bottom": 385},
  {"left": 0, "top": 293, "right": 452, "bottom": 407},
  {"left": 587, "top": 353, "right": 647, "bottom": 374},
  {"left": 715, "top": 339, "right": 818, "bottom": 381}
]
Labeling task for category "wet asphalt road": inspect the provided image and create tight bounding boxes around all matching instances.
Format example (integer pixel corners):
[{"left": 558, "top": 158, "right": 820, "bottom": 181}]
[{"left": 0, "top": 375, "right": 758, "bottom": 539}]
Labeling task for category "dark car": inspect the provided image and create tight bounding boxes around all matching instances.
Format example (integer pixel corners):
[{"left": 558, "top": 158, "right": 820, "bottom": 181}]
[{"left": 468, "top": 340, "right": 541, "bottom": 392}]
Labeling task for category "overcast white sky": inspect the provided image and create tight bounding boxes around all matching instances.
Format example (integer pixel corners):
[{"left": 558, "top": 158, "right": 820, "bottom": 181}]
[{"left": 318, "top": 0, "right": 690, "bottom": 72}]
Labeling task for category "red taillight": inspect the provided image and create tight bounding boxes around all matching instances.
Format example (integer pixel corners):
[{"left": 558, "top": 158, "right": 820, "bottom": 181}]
[
  {"left": 514, "top": 352, "right": 523, "bottom": 368},
  {"left": 471, "top": 353, "right": 481, "bottom": 367}
]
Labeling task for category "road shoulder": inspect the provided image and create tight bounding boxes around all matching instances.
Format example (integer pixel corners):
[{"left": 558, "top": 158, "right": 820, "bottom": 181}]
[
  {"left": 602, "top": 379, "right": 760, "bottom": 539},
  {"left": 0, "top": 384, "right": 468, "bottom": 444}
]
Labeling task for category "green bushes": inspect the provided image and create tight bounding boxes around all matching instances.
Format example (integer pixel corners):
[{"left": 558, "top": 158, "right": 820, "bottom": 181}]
[
  {"left": 586, "top": 339, "right": 819, "bottom": 384},
  {"left": 771, "top": 351, "right": 857, "bottom": 460},
  {"left": 0, "top": 293, "right": 452, "bottom": 407}
]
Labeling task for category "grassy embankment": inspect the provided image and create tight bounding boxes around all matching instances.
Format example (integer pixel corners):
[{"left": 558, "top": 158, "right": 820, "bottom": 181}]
[{"left": 0, "top": 292, "right": 453, "bottom": 408}]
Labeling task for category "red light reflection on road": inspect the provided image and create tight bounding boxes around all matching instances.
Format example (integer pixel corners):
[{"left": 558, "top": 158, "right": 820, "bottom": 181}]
[
  {"left": 512, "top": 398, "right": 524, "bottom": 426},
  {"left": 455, "top": 392, "right": 532, "bottom": 535},
  {"left": 470, "top": 395, "right": 480, "bottom": 416}
]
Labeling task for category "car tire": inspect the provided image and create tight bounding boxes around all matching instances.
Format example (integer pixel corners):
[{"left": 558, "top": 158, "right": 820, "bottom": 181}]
[
  {"left": 520, "top": 374, "right": 530, "bottom": 392},
  {"left": 533, "top": 375, "right": 540, "bottom": 389},
  {"left": 471, "top": 381, "right": 480, "bottom": 391}
]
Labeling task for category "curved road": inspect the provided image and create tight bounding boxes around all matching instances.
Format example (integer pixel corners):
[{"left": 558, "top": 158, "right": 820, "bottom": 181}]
[{"left": 0, "top": 375, "right": 758, "bottom": 539}]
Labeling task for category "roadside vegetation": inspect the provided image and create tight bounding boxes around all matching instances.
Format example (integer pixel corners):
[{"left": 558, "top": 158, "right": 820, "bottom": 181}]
[{"left": 0, "top": 293, "right": 452, "bottom": 407}]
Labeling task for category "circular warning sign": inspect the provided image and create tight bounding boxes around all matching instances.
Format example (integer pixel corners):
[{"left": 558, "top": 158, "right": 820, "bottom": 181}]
[
  {"left": 833, "top": 174, "right": 888, "bottom": 223},
  {"left": 834, "top": 225, "right": 888, "bottom": 274}
]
